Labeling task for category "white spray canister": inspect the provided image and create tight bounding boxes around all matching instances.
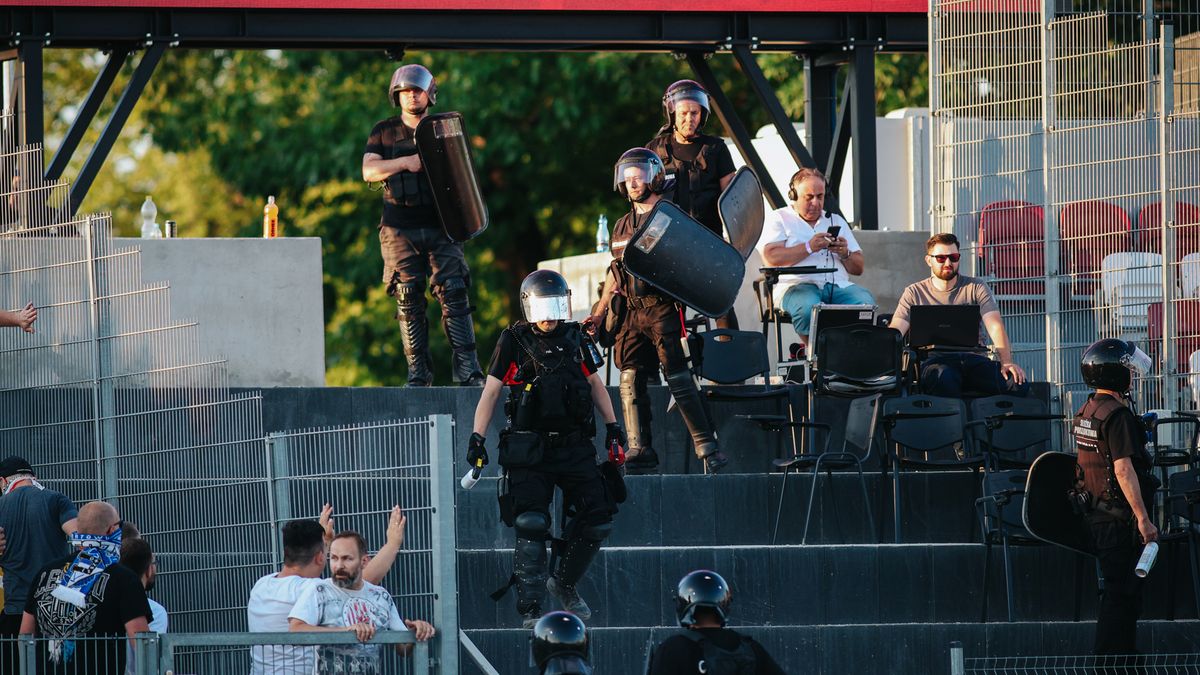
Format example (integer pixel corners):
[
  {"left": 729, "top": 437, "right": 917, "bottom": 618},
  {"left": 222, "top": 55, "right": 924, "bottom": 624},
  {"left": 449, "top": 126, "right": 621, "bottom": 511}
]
[{"left": 1134, "top": 542, "right": 1159, "bottom": 578}]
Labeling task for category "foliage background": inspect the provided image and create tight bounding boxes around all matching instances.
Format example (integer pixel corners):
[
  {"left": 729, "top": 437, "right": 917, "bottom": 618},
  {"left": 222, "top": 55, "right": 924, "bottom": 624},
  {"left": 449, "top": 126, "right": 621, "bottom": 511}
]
[{"left": 44, "top": 49, "right": 926, "bottom": 385}]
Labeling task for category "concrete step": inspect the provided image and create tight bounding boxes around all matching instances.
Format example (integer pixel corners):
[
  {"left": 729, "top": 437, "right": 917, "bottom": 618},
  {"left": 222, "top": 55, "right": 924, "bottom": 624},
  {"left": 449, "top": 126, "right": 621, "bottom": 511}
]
[
  {"left": 456, "top": 543, "right": 1200, "bottom": 630},
  {"left": 460, "top": 621, "right": 1200, "bottom": 675},
  {"left": 456, "top": 471, "right": 984, "bottom": 549}
]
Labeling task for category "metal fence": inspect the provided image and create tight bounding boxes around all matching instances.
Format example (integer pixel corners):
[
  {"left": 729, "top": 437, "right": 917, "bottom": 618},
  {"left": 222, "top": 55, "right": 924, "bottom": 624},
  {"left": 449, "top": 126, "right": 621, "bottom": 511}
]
[
  {"left": 950, "top": 642, "right": 1200, "bottom": 674},
  {"left": 0, "top": 118, "right": 459, "bottom": 672},
  {"left": 931, "top": 0, "right": 1200, "bottom": 420},
  {"left": 2, "top": 630, "right": 430, "bottom": 675}
]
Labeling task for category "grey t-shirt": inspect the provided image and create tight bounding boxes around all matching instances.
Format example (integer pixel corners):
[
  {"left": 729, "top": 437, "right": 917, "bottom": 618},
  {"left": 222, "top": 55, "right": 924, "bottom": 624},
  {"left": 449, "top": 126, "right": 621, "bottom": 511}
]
[
  {"left": 0, "top": 486, "right": 77, "bottom": 614},
  {"left": 893, "top": 275, "right": 999, "bottom": 345}
]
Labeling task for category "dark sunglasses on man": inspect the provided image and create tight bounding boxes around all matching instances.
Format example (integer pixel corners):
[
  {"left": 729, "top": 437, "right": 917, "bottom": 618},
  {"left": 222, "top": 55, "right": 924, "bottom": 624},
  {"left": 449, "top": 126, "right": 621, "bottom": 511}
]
[{"left": 929, "top": 253, "right": 961, "bottom": 263}]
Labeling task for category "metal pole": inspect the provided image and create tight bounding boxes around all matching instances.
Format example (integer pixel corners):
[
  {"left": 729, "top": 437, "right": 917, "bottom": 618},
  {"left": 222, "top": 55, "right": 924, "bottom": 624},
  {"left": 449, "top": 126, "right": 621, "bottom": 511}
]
[
  {"left": 927, "top": 0, "right": 941, "bottom": 236},
  {"left": 1159, "top": 24, "right": 1177, "bottom": 409},
  {"left": 270, "top": 433, "right": 293, "bottom": 534},
  {"left": 428, "top": 414, "right": 459, "bottom": 675},
  {"left": 45, "top": 47, "right": 129, "bottom": 182},
  {"left": 1040, "top": 0, "right": 1063, "bottom": 416},
  {"left": 83, "top": 215, "right": 106, "bottom": 499},
  {"left": 15, "top": 41, "right": 42, "bottom": 150},
  {"left": 265, "top": 433, "right": 285, "bottom": 567},
  {"left": 949, "top": 641, "right": 965, "bottom": 675},
  {"left": 849, "top": 41, "right": 879, "bottom": 228}
]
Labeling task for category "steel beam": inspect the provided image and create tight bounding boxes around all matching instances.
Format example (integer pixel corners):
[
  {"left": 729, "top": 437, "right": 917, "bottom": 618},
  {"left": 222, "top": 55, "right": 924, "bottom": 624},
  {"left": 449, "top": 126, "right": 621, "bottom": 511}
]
[
  {"left": 804, "top": 56, "right": 838, "bottom": 170},
  {"left": 826, "top": 80, "right": 852, "bottom": 195},
  {"left": 70, "top": 42, "right": 165, "bottom": 215},
  {"left": 16, "top": 41, "right": 42, "bottom": 150},
  {"left": 848, "top": 43, "right": 878, "bottom": 229},
  {"left": 46, "top": 47, "right": 130, "bottom": 183},
  {"left": 686, "top": 52, "right": 786, "bottom": 209},
  {"left": 731, "top": 44, "right": 815, "bottom": 176}
]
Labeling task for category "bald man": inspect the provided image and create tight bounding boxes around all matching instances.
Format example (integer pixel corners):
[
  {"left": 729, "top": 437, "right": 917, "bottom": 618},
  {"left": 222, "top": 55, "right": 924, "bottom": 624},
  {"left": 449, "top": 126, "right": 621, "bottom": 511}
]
[{"left": 21, "top": 501, "right": 151, "bottom": 675}]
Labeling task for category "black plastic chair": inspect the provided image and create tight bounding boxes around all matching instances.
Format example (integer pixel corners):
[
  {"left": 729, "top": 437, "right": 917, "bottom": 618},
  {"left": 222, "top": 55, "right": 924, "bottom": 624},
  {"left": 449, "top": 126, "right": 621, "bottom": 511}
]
[
  {"left": 753, "top": 265, "right": 835, "bottom": 362},
  {"left": 1163, "top": 468, "right": 1200, "bottom": 620},
  {"left": 813, "top": 324, "right": 904, "bottom": 396},
  {"left": 968, "top": 396, "right": 1060, "bottom": 470},
  {"left": 767, "top": 393, "right": 881, "bottom": 545},
  {"left": 881, "top": 395, "right": 979, "bottom": 543}
]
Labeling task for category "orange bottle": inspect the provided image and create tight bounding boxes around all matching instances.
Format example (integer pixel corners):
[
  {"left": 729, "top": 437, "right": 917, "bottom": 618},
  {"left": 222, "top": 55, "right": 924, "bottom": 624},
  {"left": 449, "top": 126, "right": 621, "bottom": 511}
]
[{"left": 263, "top": 195, "right": 279, "bottom": 238}]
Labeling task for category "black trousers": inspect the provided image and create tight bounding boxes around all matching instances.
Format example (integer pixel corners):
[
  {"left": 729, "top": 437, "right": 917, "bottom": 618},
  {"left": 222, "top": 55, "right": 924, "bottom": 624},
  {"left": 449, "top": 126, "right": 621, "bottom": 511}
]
[
  {"left": 509, "top": 443, "right": 614, "bottom": 526},
  {"left": 1085, "top": 513, "right": 1144, "bottom": 655},
  {"left": 379, "top": 225, "right": 470, "bottom": 292},
  {"left": 613, "top": 299, "right": 686, "bottom": 373}
]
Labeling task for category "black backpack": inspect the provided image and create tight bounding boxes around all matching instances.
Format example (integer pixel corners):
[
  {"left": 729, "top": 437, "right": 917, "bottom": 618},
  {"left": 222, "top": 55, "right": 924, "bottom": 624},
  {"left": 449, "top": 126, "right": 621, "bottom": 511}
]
[{"left": 678, "top": 630, "right": 757, "bottom": 675}]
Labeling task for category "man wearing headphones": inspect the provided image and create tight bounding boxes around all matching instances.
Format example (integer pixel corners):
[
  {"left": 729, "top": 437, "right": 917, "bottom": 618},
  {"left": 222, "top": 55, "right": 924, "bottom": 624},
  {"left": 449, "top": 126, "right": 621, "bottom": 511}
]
[
  {"left": 646, "top": 80, "right": 739, "bottom": 329},
  {"left": 592, "top": 148, "right": 729, "bottom": 475},
  {"left": 756, "top": 168, "right": 874, "bottom": 349},
  {"left": 362, "top": 63, "right": 485, "bottom": 386}
]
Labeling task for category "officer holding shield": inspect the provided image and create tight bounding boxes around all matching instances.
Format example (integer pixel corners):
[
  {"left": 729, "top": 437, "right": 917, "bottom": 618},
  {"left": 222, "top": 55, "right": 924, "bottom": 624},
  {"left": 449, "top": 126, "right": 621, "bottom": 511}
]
[
  {"left": 1072, "top": 338, "right": 1158, "bottom": 655},
  {"left": 363, "top": 64, "right": 485, "bottom": 386},
  {"left": 592, "top": 148, "right": 729, "bottom": 475}
]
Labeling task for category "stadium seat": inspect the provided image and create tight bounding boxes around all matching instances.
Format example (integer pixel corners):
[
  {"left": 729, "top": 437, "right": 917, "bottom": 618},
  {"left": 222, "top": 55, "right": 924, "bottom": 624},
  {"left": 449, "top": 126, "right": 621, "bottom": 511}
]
[
  {"left": 1135, "top": 200, "right": 1200, "bottom": 259},
  {"left": 1148, "top": 299, "right": 1200, "bottom": 372},
  {"left": 1059, "top": 200, "right": 1132, "bottom": 301},
  {"left": 1097, "top": 251, "right": 1164, "bottom": 338},
  {"left": 977, "top": 200, "right": 1045, "bottom": 298},
  {"left": 1180, "top": 252, "right": 1200, "bottom": 298}
]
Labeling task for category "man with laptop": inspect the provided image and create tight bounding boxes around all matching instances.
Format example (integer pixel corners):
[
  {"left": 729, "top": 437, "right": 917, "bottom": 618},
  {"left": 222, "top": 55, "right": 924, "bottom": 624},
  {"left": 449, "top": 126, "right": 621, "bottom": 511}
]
[{"left": 889, "top": 233, "right": 1029, "bottom": 397}]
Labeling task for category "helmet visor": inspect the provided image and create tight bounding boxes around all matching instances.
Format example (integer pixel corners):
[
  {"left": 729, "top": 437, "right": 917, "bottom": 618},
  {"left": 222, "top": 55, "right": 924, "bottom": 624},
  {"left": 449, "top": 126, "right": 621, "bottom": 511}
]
[
  {"left": 523, "top": 293, "right": 572, "bottom": 323},
  {"left": 393, "top": 66, "right": 434, "bottom": 95},
  {"left": 666, "top": 88, "right": 710, "bottom": 114},
  {"left": 613, "top": 160, "right": 660, "bottom": 196},
  {"left": 1121, "top": 345, "right": 1153, "bottom": 378}
]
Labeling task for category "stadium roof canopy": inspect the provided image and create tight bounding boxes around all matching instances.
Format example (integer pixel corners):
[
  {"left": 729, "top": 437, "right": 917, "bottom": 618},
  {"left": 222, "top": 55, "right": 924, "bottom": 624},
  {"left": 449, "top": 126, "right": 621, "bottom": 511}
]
[{"left": 0, "top": 0, "right": 930, "bottom": 222}]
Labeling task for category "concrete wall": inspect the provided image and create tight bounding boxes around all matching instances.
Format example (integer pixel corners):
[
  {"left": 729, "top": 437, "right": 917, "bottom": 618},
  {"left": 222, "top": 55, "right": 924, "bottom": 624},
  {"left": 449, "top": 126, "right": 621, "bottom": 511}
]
[
  {"left": 120, "top": 238, "right": 326, "bottom": 387},
  {"left": 541, "top": 230, "right": 928, "bottom": 373}
]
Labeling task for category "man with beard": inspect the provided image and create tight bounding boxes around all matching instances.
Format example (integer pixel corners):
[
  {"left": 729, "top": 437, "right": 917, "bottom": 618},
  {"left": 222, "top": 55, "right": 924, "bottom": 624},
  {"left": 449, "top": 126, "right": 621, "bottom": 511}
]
[
  {"left": 363, "top": 63, "right": 485, "bottom": 386},
  {"left": 592, "top": 148, "right": 728, "bottom": 474},
  {"left": 645, "top": 80, "right": 739, "bottom": 329},
  {"left": 889, "top": 233, "right": 1029, "bottom": 397},
  {"left": 289, "top": 531, "right": 435, "bottom": 673}
]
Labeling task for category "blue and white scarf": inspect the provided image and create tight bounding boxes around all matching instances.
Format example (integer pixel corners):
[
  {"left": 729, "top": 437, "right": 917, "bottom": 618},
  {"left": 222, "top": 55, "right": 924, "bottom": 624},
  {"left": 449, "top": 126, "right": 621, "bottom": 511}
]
[{"left": 51, "top": 528, "right": 123, "bottom": 608}]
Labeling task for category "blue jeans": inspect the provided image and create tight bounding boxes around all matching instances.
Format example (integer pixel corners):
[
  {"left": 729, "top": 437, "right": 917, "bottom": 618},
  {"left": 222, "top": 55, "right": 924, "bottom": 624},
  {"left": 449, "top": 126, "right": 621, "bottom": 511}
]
[
  {"left": 780, "top": 282, "right": 877, "bottom": 334},
  {"left": 920, "top": 352, "right": 1031, "bottom": 398}
]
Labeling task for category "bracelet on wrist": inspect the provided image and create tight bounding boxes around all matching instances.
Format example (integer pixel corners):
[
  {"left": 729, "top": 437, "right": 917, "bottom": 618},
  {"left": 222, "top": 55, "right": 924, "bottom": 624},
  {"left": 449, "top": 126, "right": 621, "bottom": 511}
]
[{"left": 805, "top": 241, "right": 813, "bottom": 255}]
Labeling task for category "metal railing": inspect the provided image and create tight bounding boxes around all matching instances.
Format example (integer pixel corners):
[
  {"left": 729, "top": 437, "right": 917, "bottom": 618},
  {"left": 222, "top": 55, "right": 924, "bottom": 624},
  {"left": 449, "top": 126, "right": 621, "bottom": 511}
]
[
  {"left": 950, "top": 641, "right": 1200, "bottom": 674},
  {"left": 3, "top": 631, "right": 430, "bottom": 675}
]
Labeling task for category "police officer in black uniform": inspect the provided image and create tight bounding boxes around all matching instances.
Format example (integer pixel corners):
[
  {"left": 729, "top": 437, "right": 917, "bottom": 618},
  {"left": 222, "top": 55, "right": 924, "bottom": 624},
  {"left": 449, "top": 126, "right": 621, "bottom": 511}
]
[
  {"left": 592, "top": 148, "right": 729, "bottom": 475},
  {"left": 469, "top": 270, "right": 626, "bottom": 628},
  {"left": 646, "top": 80, "right": 739, "bottom": 330},
  {"left": 363, "top": 64, "right": 485, "bottom": 386},
  {"left": 1073, "top": 338, "right": 1159, "bottom": 655},
  {"left": 646, "top": 569, "right": 784, "bottom": 675},
  {"left": 532, "top": 611, "right": 593, "bottom": 675}
]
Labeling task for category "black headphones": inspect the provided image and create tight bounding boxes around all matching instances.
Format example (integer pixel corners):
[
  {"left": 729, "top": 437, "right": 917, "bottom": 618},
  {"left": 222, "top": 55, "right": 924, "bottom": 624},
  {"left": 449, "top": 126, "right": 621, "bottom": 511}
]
[{"left": 787, "top": 182, "right": 799, "bottom": 202}]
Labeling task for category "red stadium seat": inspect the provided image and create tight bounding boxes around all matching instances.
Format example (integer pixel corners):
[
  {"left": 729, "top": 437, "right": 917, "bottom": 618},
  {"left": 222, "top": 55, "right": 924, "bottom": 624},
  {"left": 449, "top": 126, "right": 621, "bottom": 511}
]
[
  {"left": 1135, "top": 201, "right": 1200, "bottom": 260},
  {"left": 1148, "top": 299, "right": 1200, "bottom": 371},
  {"left": 977, "top": 200, "right": 1045, "bottom": 298},
  {"left": 1059, "top": 201, "right": 1132, "bottom": 300}
]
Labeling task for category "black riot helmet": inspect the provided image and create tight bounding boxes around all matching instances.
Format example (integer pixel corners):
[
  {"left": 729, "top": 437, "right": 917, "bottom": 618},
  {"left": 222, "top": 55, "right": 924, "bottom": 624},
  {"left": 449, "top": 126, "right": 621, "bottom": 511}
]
[
  {"left": 531, "top": 612, "right": 592, "bottom": 674},
  {"left": 675, "top": 569, "right": 733, "bottom": 628},
  {"left": 662, "top": 79, "right": 711, "bottom": 133},
  {"left": 520, "top": 270, "right": 573, "bottom": 323},
  {"left": 613, "top": 148, "right": 668, "bottom": 202},
  {"left": 1080, "top": 338, "right": 1153, "bottom": 393},
  {"left": 390, "top": 64, "right": 438, "bottom": 108}
]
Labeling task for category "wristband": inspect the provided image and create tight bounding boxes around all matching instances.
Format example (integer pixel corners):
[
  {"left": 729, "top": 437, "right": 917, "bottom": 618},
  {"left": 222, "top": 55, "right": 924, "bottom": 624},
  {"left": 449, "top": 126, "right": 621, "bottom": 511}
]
[{"left": 805, "top": 241, "right": 813, "bottom": 255}]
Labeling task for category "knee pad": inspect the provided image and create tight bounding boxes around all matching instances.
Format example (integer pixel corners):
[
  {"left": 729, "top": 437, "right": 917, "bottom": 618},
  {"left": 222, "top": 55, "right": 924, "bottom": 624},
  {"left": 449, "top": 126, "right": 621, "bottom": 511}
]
[
  {"left": 394, "top": 282, "right": 427, "bottom": 318},
  {"left": 436, "top": 276, "right": 472, "bottom": 316},
  {"left": 577, "top": 521, "right": 613, "bottom": 543},
  {"left": 619, "top": 369, "right": 640, "bottom": 400},
  {"left": 514, "top": 511, "right": 550, "bottom": 540}
]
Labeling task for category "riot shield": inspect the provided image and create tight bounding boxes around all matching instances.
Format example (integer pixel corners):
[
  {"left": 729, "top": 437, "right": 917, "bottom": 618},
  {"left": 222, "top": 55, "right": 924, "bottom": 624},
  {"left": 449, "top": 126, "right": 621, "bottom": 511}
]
[
  {"left": 717, "top": 166, "right": 765, "bottom": 261},
  {"left": 415, "top": 112, "right": 489, "bottom": 242},
  {"left": 622, "top": 200, "right": 744, "bottom": 318},
  {"left": 1022, "top": 451, "right": 1093, "bottom": 557}
]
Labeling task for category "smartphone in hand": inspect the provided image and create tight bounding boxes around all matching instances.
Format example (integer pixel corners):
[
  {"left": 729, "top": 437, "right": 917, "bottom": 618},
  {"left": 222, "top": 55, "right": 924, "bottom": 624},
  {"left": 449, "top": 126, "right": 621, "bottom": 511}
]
[{"left": 827, "top": 225, "right": 841, "bottom": 239}]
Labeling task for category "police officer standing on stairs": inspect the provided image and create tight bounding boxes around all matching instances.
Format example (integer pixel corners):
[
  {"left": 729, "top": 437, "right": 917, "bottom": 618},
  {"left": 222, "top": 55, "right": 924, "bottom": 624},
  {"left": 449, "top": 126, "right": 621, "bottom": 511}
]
[
  {"left": 1073, "top": 338, "right": 1159, "bottom": 655},
  {"left": 469, "top": 270, "right": 627, "bottom": 628},
  {"left": 363, "top": 63, "right": 485, "bottom": 386},
  {"left": 646, "top": 80, "right": 739, "bottom": 329},
  {"left": 646, "top": 569, "right": 784, "bottom": 675},
  {"left": 591, "top": 148, "right": 729, "bottom": 475}
]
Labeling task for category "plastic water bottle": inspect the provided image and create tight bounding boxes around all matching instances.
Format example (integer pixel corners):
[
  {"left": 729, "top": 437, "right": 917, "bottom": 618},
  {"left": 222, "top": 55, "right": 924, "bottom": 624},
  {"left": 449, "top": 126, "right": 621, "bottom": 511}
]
[
  {"left": 139, "top": 196, "right": 161, "bottom": 239},
  {"left": 595, "top": 214, "right": 609, "bottom": 252},
  {"left": 263, "top": 196, "right": 280, "bottom": 238},
  {"left": 1135, "top": 542, "right": 1159, "bottom": 578}
]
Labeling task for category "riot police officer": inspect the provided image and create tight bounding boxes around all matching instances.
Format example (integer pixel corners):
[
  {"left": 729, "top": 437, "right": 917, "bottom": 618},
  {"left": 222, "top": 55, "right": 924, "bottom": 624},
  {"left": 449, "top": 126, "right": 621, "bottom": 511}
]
[
  {"left": 646, "top": 80, "right": 739, "bottom": 329},
  {"left": 592, "top": 148, "right": 729, "bottom": 475},
  {"left": 1073, "top": 338, "right": 1159, "bottom": 655},
  {"left": 532, "top": 611, "right": 593, "bottom": 675},
  {"left": 646, "top": 570, "right": 784, "bottom": 674},
  {"left": 362, "top": 63, "right": 485, "bottom": 386},
  {"left": 469, "top": 270, "right": 626, "bottom": 628}
]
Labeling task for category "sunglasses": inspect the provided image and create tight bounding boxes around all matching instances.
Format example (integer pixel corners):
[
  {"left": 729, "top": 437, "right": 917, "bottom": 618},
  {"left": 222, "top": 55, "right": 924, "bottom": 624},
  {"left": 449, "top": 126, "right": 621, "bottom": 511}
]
[{"left": 929, "top": 253, "right": 961, "bottom": 263}]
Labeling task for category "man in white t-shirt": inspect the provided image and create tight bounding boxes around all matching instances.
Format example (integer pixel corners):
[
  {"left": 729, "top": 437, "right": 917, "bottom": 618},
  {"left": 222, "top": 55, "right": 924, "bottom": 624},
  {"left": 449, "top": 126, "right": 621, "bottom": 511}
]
[
  {"left": 247, "top": 505, "right": 406, "bottom": 675},
  {"left": 756, "top": 167, "right": 875, "bottom": 347},
  {"left": 289, "top": 531, "right": 435, "bottom": 673}
]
